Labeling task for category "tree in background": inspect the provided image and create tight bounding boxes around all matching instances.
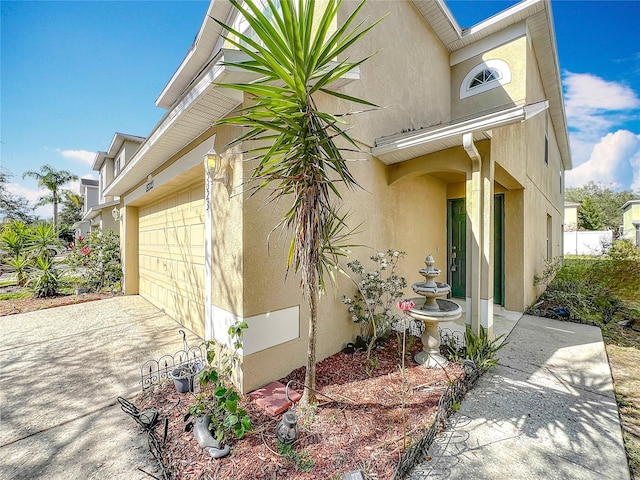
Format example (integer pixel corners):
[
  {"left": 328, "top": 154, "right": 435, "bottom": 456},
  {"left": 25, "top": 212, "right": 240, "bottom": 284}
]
[
  {"left": 22, "top": 165, "right": 78, "bottom": 231},
  {"left": 59, "top": 190, "right": 83, "bottom": 226},
  {"left": 0, "top": 167, "right": 35, "bottom": 223},
  {"left": 213, "top": 0, "right": 381, "bottom": 404},
  {"left": 566, "top": 182, "right": 639, "bottom": 233},
  {"left": 577, "top": 197, "right": 605, "bottom": 231}
]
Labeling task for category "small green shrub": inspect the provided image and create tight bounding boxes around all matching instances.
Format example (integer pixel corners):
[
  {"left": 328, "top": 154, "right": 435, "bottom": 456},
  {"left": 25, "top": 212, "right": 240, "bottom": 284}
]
[
  {"left": 277, "top": 442, "right": 314, "bottom": 472},
  {"left": 188, "top": 321, "right": 252, "bottom": 444},
  {"left": 6, "top": 255, "right": 30, "bottom": 286},
  {"left": 28, "top": 255, "right": 60, "bottom": 298},
  {"left": 342, "top": 250, "right": 407, "bottom": 357},
  {"left": 65, "top": 231, "right": 122, "bottom": 292},
  {"left": 464, "top": 325, "right": 506, "bottom": 372},
  {"left": 442, "top": 325, "right": 506, "bottom": 373}
]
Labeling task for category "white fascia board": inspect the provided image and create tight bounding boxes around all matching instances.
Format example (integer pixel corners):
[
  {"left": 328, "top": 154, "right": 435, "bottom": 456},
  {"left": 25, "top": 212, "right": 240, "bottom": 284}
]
[
  {"left": 92, "top": 151, "right": 108, "bottom": 171},
  {"left": 451, "top": 22, "right": 526, "bottom": 66},
  {"left": 622, "top": 200, "right": 640, "bottom": 211},
  {"left": 106, "top": 132, "right": 145, "bottom": 158},
  {"left": 372, "top": 100, "right": 548, "bottom": 158},
  {"left": 104, "top": 52, "right": 243, "bottom": 198},
  {"left": 435, "top": 0, "right": 463, "bottom": 38},
  {"left": 462, "top": 0, "right": 539, "bottom": 38},
  {"left": 156, "top": 1, "right": 233, "bottom": 109},
  {"left": 122, "top": 139, "right": 209, "bottom": 206}
]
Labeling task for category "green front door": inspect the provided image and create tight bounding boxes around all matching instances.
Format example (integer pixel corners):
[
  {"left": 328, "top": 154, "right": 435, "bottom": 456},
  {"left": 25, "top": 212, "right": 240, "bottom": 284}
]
[
  {"left": 448, "top": 198, "right": 466, "bottom": 298},
  {"left": 494, "top": 194, "right": 505, "bottom": 306},
  {"left": 447, "top": 195, "right": 505, "bottom": 305}
]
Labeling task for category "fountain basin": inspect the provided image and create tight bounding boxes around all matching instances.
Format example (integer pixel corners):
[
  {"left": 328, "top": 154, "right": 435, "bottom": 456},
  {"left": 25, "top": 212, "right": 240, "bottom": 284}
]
[{"left": 408, "top": 298, "right": 462, "bottom": 368}]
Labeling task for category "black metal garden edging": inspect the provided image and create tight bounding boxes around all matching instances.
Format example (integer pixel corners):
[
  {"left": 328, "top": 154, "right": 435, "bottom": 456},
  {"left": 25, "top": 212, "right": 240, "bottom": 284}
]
[
  {"left": 140, "top": 330, "right": 206, "bottom": 391},
  {"left": 392, "top": 329, "right": 482, "bottom": 479}
]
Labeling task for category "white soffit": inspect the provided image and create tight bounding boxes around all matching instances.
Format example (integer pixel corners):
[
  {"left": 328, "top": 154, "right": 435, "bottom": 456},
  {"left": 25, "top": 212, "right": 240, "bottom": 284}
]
[
  {"left": 156, "top": 0, "right": 234, "bottom": 109},
  {"left": 104, "top": 50, "right": 248, "bottom": 198},
  {"left": 372, "top": 101, "right": 548, "bottom": 165}
]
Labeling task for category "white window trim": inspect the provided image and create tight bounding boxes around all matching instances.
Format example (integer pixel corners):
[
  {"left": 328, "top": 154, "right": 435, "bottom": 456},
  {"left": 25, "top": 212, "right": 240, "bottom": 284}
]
[{"left": 460, "top": 59, "right": 512, "bottom": 99}]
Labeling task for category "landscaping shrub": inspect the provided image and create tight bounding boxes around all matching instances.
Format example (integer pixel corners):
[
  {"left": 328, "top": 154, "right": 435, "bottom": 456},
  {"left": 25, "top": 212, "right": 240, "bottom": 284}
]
[
  {"left": 342, "top": 250, "right": 407, "bottom": 355},
  {"left": 28, "top": 254, "right": 60, "bottom": 298},
  {"left": 528, "top": 239, "right": 640, "bottom": 327},
  {"left": 442, "top": 325, "right": 506, "bottom": 372},
  {"left": 65, "top": 231, "right": 122, "bottom": 292}
]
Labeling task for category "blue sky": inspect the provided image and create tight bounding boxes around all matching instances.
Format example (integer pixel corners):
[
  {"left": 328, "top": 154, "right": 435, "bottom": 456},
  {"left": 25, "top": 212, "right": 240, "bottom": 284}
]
[{"left": 2, "top": 0, "right": 639, "bottom": 219}]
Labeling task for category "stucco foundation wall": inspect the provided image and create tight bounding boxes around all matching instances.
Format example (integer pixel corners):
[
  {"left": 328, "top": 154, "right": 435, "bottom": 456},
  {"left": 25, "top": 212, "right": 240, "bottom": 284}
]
[
  {"left": 240, "top": 154, "right": 448, "bottom": 392},
  {"left": 139, "top": 179, "right": 206, "bottom": 337}
]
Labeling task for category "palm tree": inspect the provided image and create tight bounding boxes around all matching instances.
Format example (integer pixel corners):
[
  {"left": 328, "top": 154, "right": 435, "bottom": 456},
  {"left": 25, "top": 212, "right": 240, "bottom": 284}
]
[
  {"left": 22, "top": 165, "right": 78, "bottom": 231},
  {"left": 214, "top": 0, "right": 381, "bottom": 404}
]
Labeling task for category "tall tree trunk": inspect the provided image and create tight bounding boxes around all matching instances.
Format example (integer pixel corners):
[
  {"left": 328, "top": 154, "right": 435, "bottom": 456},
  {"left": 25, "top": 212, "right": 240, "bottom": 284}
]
[
  {"left": 301, "top": 289, "right": 318, "bottom": 405},
  {"left": 53, "top": 191, "right": 59, "bottom": 231}
]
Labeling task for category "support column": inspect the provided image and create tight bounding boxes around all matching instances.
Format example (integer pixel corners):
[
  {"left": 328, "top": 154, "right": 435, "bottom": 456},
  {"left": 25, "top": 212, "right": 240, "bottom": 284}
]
[
  {"left": 121, "top": 205, "right": 139, "bottom": 295},
  {"left": 480, "top": 153, "right": 495, "bottom": 337},
  {"left": 463, "top": 133, "right": 494, "bottom": 337}
]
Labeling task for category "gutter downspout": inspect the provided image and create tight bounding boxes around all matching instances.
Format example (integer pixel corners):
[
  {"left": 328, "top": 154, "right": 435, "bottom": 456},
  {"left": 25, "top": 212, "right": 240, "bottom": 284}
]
[{"left": 463, "top": 133, "right": 494, "bottom": 337}]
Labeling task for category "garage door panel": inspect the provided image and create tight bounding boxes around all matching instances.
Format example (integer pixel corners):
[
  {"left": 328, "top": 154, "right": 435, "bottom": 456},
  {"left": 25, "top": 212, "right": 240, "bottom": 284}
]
[{"left": 138, "top": 180, "right": 205, "bottom": 337}]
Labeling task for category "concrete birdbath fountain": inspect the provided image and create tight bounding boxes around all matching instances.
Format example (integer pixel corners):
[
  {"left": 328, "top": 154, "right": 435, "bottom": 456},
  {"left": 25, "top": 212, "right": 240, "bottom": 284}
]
[{"left": 407, "top": 254, "right": 462, "bottom": 368}]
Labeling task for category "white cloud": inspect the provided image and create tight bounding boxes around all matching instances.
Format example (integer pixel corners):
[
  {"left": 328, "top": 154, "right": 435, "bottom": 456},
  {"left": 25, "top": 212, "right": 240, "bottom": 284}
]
[
  {"left": 565, "top": 130, "right": 640, "bottom": 190},
  {"left": 563, "top": 72, "right": 640, "bottom": 190},
  {"left": 5, "top": 182, "right": 52, "bottom": 219},
  {"left": 56, "top": 148, "right": 95, "bottom": 165}
]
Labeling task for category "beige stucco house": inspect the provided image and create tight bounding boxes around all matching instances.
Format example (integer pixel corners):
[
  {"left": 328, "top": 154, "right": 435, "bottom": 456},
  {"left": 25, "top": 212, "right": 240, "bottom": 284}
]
[
  {"left": 564, "top": 202, "right": 579, "bottom": 231},
  {"left": 102, "top": 0, "right": 571, "bottom": 392},
  {"left": 87, "top": 132, "right": 145, "bottom": 236}
]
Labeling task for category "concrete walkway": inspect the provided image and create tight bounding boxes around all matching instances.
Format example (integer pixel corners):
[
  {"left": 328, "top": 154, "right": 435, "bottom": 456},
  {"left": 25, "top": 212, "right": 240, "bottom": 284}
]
[
  {"left": 409, "top": 314, "right": 630, "bottom": 479},
  {"left": 0, "top": 296, "right": 202, "bottom": 480}
]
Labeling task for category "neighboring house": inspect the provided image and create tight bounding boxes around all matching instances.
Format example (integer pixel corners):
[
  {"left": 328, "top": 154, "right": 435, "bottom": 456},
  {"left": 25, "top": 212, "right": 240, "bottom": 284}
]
[
  {"left": 564, "top": 202, "right": 579, "bottom": 231},
  {"left": 622, "top": 200, "right": 640, "bottom": 246},
  {"left": 88, "top": 132, "right": 145, "bottom": 236},
  {"left": 102, "top": 0, "right": 571, "bottom": 393},
  {"left": 72, "top": 179, "right": 99, "bottom": 238}
]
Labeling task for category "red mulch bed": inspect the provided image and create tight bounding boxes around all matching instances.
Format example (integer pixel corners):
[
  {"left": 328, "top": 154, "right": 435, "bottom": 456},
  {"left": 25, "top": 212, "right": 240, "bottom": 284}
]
[
  {"left": 136, "top": 336, "right": 462, "bottom": 479},
  {"left": 0, "top": 290, "right": 119, "bottom": 317}
]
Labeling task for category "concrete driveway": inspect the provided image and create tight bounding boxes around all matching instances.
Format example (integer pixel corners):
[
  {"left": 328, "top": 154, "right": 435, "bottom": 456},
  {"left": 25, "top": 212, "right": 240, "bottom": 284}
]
[{"left": 0, "top": 296, "right": 202, "bottom": 480}]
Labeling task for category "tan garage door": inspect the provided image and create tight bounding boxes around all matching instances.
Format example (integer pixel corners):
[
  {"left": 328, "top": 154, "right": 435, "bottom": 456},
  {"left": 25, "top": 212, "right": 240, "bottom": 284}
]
[{"left": 138, "top": 180, "right": 206, "bottom": 337}]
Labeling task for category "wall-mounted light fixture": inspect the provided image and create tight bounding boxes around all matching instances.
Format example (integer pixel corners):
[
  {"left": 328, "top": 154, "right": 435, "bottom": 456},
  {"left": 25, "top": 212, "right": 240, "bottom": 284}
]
[
  {"left": 203, "top": 136, "right": 231, "bottom": 188},
  {"left": 112, "top": 206, "right": 121, "bottom": 221}
]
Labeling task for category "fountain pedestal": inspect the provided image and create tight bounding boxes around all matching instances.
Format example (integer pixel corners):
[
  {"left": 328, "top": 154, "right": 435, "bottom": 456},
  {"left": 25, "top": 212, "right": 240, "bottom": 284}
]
[{"left": 407, "top": 255, "right": 462, "bottom": 368}]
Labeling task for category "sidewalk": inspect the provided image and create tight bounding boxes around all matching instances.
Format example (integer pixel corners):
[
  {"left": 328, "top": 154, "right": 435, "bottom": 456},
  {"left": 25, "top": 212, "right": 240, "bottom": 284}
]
[
  {"left": 409, "top": 314, "right": 630, "bottom": 479},
  {"left": 0, "top": 296, "right": 202, "bottom": 480}
]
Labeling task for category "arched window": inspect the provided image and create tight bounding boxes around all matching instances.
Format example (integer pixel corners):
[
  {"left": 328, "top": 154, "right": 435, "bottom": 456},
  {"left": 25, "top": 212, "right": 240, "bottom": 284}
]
[
  {"left": 469, "top": 68, "right": 501, "bottom": 88},
  {"left": 460, "top": 59, "right": 511, "bottom": 99}
]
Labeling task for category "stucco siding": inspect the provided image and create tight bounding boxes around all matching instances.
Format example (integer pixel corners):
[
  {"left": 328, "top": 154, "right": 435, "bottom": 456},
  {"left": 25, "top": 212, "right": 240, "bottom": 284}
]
[
  {"left": 339, "top": 0, "right": 451, "bottom": 145},
  {"left": 451, "top": 35, "right": 527, "bottom": 120},
  {"left": 240, "top": 153, "right": 449, "bottom": 392}
]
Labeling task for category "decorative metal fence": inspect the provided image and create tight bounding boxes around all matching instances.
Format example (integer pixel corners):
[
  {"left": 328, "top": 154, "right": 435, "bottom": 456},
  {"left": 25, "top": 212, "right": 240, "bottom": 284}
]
[
  {"left": 393, "top": 328, "right": 481, "bottom": 480},
  {"left": 140, "top": 330, "right": 206, "bottom": 391}
]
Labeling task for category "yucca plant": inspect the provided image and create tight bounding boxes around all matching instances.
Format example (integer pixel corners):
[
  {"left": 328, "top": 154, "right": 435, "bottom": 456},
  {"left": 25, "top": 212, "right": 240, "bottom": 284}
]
[
  {"left": 28, "top": 254, "right": 60, "bottom": 298},
  {"left": 213, "top": 0, "right": 382, "bottom": 404},
  {"left": 6, "top": 255, "right": 31, "bottom": 287},
  {"left": 463, "top": 324, "right": 506, "bottom": 372},
  {"left": 28, "top": 223, "right": 60, "bottom": 258}
]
